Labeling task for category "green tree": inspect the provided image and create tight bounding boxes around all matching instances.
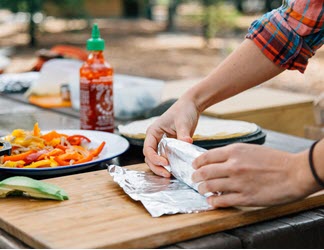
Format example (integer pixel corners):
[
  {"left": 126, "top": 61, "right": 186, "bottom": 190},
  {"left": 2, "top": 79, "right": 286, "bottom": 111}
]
[
  {"left": 0, "top": 0, "right": 86, "bottom": 47},
  {"left": 201, "top": 0, "right": 239, "bottom": 44},
  {"left": 0, "top": 0, "right": 42, "bottom": 47}
]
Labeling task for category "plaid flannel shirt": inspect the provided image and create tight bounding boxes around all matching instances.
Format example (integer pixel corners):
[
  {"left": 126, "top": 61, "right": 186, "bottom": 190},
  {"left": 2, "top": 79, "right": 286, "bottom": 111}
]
[{"left": 246, "top": 0, "right": 324, "bottom": 73}]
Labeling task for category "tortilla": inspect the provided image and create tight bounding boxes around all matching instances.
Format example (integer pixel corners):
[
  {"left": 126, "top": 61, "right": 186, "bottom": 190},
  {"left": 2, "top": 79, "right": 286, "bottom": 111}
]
[{"left": 118, "top": 116, "right": 258, "bottom": 141}]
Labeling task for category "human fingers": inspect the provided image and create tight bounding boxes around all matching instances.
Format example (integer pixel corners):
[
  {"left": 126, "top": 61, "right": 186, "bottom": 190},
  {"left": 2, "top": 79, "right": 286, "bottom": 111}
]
[
  {"left": 143, "top": 125, "right": 171, "bottom": 178},
  {"left": 192, "top": 163, "right": 229, "bottom": 183},
  {"left": 144, "top": 156, "right": 171, "bottom": 178},
  {"left": 143, "top": 142, "right": 169, "bottom": 166},
  {"left": 207, "top": 193, "right": 243, "bottom": 208},
  {"left": 192, "top": 147, "right": 229, "bottom": 170},
  {"left": 173, "top": 110, "right": 197, "bottom": 144},
  {"left": 197, "top": 178, "right": 238, "bottom": 196},
  {"left": 143, "top": 125, "right": 168, "bottom": 165},
  {"left": 175, "top": 123, "right": 194, "bottom": 144}
]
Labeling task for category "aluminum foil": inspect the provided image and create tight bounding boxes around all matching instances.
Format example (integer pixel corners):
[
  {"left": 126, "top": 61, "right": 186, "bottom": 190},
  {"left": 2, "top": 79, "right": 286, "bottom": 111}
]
[
  {"left": 158, "top": 137, "right": 221, "bottom": 197},
  {"left": 107, "top": 137, "right": 220, "bottom": 217},
  {"left": 108, "top": 165, "right": 211, "bottom": 217},
  {"left": 108, "top": 165, "right": 212, "bottom": 217},
  {"left": 158, "top": 137, "right": 207, "bottom": 191}
]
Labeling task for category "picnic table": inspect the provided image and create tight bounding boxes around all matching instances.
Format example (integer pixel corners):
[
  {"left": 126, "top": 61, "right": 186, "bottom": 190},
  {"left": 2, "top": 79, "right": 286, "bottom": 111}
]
[{"left": 0, "top": 91, "right": 324, "bottom": 249}]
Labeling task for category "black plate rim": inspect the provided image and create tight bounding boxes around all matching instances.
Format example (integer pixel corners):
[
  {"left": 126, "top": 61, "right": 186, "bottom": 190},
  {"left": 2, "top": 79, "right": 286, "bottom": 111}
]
[{"left": 121, "top": 126, "right": 266, "bottom": 148}]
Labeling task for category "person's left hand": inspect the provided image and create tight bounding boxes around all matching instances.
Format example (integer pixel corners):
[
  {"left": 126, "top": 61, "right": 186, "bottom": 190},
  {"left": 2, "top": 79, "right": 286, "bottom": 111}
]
[{"left": 192, "top": 143, "right": 319, "bottom": 208}]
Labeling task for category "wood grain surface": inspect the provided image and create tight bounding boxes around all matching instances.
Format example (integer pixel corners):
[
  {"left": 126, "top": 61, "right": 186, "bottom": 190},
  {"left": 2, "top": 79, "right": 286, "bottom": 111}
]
[
  {"left": 162, "top": 82, "right": 314, "bottom": 115},
  {"left": 0, "top": 163, "right": 323, "bottom": 249},
  {"left": 162, "top": 84, "right": 315, "bottom": 137}
]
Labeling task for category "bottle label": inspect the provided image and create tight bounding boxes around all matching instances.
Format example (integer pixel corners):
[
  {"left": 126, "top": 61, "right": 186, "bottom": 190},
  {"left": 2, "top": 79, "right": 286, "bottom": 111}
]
[{"left": 80, "top": 76, "right": 114, "bottom": 132}]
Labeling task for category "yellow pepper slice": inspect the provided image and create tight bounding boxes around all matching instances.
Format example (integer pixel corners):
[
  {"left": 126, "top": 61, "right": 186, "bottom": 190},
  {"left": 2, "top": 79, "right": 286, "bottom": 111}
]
[
  {"left": 2, "top": 160, "right": 25, "bottom": 168},
  {"left": 23, "top": 159, "right": 52, "bottom": 169}
]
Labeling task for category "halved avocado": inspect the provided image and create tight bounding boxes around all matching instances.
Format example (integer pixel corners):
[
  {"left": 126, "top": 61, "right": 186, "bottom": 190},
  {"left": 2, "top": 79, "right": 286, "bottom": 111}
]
[{"left": 0, "top": 176, "right": 69, "bottom": 201}]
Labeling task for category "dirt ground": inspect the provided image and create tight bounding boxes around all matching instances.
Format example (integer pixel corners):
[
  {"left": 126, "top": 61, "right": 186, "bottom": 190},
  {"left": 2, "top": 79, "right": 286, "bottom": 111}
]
[{"left": 1, "top": 14, "right": 323, "bottom": 97}]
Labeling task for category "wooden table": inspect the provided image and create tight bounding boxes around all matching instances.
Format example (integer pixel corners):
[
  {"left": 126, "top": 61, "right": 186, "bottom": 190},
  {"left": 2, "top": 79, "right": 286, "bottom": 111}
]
[{"left": 0, "top": 94, "right": 324, "bottom": 249}]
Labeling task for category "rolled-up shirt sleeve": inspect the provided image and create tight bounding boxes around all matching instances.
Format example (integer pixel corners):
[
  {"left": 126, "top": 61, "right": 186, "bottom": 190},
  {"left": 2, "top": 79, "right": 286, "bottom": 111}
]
[{"left": 246, "top": 0, "right": 324, "bottom": 73}]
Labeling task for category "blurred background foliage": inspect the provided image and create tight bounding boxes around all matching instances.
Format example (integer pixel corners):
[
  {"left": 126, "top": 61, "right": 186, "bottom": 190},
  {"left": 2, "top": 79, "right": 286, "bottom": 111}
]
[{"left": 0, "top": 0, "right": 281, "bottom": 46}]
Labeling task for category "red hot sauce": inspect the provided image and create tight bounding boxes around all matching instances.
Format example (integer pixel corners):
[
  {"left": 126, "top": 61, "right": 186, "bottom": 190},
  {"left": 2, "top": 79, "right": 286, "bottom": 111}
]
[{"left": 80, "top": 24, "right": 114, "bottom": 132}]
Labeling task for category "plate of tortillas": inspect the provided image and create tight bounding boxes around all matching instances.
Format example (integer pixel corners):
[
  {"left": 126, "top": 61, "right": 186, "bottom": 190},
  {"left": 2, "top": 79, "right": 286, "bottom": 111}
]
[{"left": 118, "top": 116, "right": 266, "bottom": 148}]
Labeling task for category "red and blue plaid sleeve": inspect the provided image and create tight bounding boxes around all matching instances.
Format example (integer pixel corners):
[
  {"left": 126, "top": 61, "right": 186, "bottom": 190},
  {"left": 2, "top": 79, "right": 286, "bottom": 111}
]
[{"left": 246, "top": 0, "right": 324, "bottom": 73}]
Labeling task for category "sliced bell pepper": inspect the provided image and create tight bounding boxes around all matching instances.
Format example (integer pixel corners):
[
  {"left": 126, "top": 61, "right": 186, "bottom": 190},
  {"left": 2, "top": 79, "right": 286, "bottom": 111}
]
[
  {"left": 41, "top": 131, "right": 67, "bottom": 142},
  {"left": 47, "top": 138, "right": 61, "bottom": 147},
  {"left": 55, "top": 144, "right": 68, "bottom": 151},
  {"left": 23, "top": 159, "right": 55, "bottom": 168},
  {"left": 24, "top": 156, "right": 58, "bottom": 168},
  {"left": 33, "top": 122, "right": 41, "bottom": 137},
  {"left": 3, "top": 150, "right": 36, "bottom": 162},
  {"left": 37, "top": 148, "right": 64, "bottom": 160},
  {"left": 11, "top": 129, "right": 26, "bottom": 138},
  {"left": 67, "top": 135, "right": 91, "bottom": 145},
  {"left": 24, "top": 149, "right": 49, "bottom": 165},
  {"left": 2, "top": 160, "right": 26, "bottom": 168},
  {"left": 68, "top": 137, "right": 81, "bottom": 145},
  {"left": 90, "top": 141, "right": 106, "bottom": 157},
  {"left": 57, "top": 152, "right": 83, "bottom": 162},
  {"left": 74, "top": 154, "right": 93, "bottom": 164},
  {"left": 54, "top": 156, "right": 70, "bottom": 166},
  {"left": 2, "top": 122, "right": 107, "bottom": 169}
]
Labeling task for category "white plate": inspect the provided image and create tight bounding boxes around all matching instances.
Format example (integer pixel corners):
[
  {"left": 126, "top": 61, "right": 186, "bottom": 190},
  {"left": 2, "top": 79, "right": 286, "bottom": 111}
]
[{"left": 0, "top": 130, "right": 129, "bottom": 176}]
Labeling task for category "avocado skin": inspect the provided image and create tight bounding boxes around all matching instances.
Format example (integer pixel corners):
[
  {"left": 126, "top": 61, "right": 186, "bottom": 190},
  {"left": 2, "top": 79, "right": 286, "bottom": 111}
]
[{"left": 0, "top": 176, "right": 69, "bottom": 201}]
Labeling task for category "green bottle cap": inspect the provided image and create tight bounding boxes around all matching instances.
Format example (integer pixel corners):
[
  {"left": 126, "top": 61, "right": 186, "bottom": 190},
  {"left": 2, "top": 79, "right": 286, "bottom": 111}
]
[{"left": 86, "top": 23, "right": 105, "bottom": 51}]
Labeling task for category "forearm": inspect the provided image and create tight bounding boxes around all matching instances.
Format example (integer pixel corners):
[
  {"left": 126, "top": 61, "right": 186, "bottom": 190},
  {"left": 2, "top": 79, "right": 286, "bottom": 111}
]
[{"left": 183, "top": 39, "right": 284, "bottom": 112}]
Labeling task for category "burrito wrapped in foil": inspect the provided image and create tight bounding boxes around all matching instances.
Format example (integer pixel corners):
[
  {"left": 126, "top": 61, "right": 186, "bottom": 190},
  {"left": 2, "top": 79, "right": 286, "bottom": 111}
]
[
  {"left": 107, "top": 137, "right": 215, "bottom": 217},
  {"left": 158, "top": 137, "right": 207, "bottom": 191}
]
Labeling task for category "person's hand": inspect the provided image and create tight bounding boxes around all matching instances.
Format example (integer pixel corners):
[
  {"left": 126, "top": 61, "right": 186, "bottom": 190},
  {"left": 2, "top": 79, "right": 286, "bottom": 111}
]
[
  {"left": 143, "top": 97, "right": 200, "bottom": 177},
  {"left": 192, "top": 143, "right": 320, "bottom": 207}
]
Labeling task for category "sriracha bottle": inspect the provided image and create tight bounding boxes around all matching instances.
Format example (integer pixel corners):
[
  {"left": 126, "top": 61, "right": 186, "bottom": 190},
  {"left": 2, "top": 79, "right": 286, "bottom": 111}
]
[{"left": 80, "top": 23, "right": 114, "bottom": 132}]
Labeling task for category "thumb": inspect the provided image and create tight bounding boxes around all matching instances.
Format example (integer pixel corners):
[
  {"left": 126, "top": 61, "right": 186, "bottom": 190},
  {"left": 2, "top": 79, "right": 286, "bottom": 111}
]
[{"left": 176, "top": 126, "right": 193, "bottom": 144}]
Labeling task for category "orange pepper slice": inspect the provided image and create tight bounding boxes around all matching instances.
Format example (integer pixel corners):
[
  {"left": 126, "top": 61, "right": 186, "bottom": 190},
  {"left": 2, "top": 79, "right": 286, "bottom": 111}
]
[
  {"left": 74, "top": 154, "right": 93, "bottom": 164},
  {"left": 41, "top": 131, "right": 67, "bottom": 142},
  {"left": 33, "top": 122, "right": 41, "bottom": 137},
  {"left": 57, "top": 152, "right": 83, "bottom": 161},
  {"left": 3, "top": 150, "right": 36, "bottom": 162},
  {"left": 90, "top": 142, "right": 106, "bottom": 157},
  {"left": 54, "top": 156, "right": 70, "bottom": 166}
]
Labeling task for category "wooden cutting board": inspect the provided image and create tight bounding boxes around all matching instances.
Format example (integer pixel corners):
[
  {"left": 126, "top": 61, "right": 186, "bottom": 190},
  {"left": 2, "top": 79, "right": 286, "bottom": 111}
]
[{"left": 0, "top": 163, "right": 324, "bottom": 249}]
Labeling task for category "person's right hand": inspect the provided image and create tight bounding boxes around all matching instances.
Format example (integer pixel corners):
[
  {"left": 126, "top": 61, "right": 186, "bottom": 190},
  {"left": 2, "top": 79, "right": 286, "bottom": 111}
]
[{"left": 143, "top": 97, "right": 200, "bottom": 177}]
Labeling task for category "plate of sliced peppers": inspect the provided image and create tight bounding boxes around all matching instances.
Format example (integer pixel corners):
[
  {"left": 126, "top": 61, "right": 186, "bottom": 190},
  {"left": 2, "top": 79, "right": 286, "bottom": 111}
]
[{"left": 0, "top": 123, "right": 129, "bottom": 176}]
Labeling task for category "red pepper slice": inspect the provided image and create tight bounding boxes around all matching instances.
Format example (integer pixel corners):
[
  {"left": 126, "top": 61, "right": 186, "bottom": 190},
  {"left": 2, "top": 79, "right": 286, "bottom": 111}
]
[
  {"left": 67, "top": 135, "right": 91, "bottom": 145},
  {"left": 24, "top": 149, "right": 49, "bottom": 164}
]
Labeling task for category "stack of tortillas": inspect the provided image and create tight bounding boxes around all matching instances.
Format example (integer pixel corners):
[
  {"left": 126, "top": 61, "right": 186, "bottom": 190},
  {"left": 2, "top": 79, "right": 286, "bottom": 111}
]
[{"left": 118, "top": 116, "right": 258, "bottom": 141}]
